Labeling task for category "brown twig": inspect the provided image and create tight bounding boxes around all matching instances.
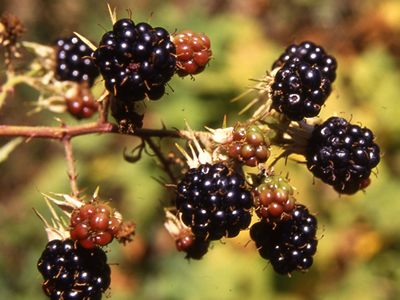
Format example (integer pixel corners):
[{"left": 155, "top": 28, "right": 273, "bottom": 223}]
[
  {"left": 0, "top": 121, "right": 182, "bottom": 140},
  {"left": 62, "top": 136, "right": 79, "bottom": 197},
  {"left": 143, "top": 136, "right": 178, "bottom": 184}
]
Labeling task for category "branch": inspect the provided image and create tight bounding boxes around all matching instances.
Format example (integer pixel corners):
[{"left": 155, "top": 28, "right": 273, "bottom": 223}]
[
  {"left": 63, "top": 137, "right": 79, "bottom": 197},
  {"left": 0, "top": 121, "right": 183, "bottom": 140}
]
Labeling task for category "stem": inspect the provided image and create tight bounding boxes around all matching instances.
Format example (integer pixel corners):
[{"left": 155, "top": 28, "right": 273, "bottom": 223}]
[
  {"left": 0, "top": 121, "right": 182, "bottom": 140},
  {"left": 144, "top": 136, "right": 178, "bottom": 184},
  {"left": 63, "top": 137, "right": 79, "bottom": 197}
]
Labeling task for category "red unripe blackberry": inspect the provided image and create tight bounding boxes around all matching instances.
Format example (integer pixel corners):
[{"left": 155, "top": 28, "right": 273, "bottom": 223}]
[
  {"left": 175, "top": 230, "right": 210, "bottom": 260},
  {"left": 272, "top": 41, "right": 337, "bottom": 83},
  {"left": 228, "top": 123, "right": 271, "bottom": 167},
  {"left": 69, "top": 201, "right": 121, "bottom": 249},
  {"left": 66, "top": 85, "right": 99, "bottom": 120},
  {"left": 270, "top": 61, "right": 331, "bottom": 121},
  {"left": 173, "top": 30, "right": 212, "bottom": 77},
  {"left": 175, "top": 163, "right": 253, "bottom": 241},
  {"left": 250, "top": 204, "right": 319, "bottom": 275},
  {"left": 306, "top": 117, "right": 380, "bottom": 192},
  {"left": 37, "top": 239, "right": 111, "bottom": 299},
  {"left": 253, "top": 173, "right": 296, "bottom": 223},
  {"left": 54, "top": 36, "right": 100, "bottom": 87}
]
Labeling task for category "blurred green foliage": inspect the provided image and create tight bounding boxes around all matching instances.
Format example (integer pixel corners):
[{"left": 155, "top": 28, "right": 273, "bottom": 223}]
[{"left": 1, "top": 0, "right": 400, "bottom": 299}]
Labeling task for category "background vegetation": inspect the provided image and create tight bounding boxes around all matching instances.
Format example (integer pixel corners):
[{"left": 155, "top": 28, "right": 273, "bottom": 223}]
[{"left": 0, "top": 0, "right": 399, "bottom": 299}]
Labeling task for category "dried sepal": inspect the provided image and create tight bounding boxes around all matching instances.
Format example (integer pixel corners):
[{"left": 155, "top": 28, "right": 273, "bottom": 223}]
[
  {"left": 176, "top": 119, "right": 213, "bottom": 169},
  {"left": 33, "top": 197, "right": 71, "bottom": 242}
]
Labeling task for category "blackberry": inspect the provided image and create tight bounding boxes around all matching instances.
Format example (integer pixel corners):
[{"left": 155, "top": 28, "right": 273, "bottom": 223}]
[
  {"left": 250, "top": 204, "right": 318, "bottom": 275},
  {"left": 69, "top": 202, "right": 121, "bottom": 249},
  {"left": 270, "top": 60, "right": 331, "bottom": 121},
  {"left": 272, "top": 41, "right": 337, "bottom": 83},
  {"left": 175, "top": 230, "right": 210, "bottom": 260},
  {"left": 306, "top": 117, "right": 380, "bottom": 192},
  {"left": 37, "top": 238, "right": 111, "bottom": 300},
  {"left": 253, "top": 173, "right": 296, "bottom": 224},
  {"left": 172, "top": 30, "right": 212, "bottom": 77},
  {"left": 55, "top": 36, "right": 100, "bottom": 87},
  {"left": 92, "top": 18, "right": 176, "bottom": 102},
  {"left": 175, "top": 162, "right": 253, "bottom": 241},
  {"left": 228, "top": 123, "right": 271, "bottom": 167},
  {"left": 66, "top": 86, "right": 99, "bottom": 119}
]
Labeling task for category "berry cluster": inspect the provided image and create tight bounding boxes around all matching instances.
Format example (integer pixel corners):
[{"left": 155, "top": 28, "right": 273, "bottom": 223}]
[
  {"left": 272, "top": 41, "right": 337, "bottom": 83},
  {"left": 37, "top": 239, "right": 111, "bottom": 300},
  {"left": 55, "top": 36, "right": 100, "bottom": 87},
  {"left": 69, "top": 202, "right": 121, "bottom": 249},
  {"left": 66, "top": 86, "right": 99, "bottom": 119},
  {"left": 92, "top": 18, "right": 176, "bottom": 102},
  {"left": 306, "top": 116, "right": 380, "bottom": 194},
  {"left": 269, "top": 41, "right": 337, "bottom": 121},
  {"left": 228, "top": 123, "right": 271, "bottom": 166},
  {"left": 270, "top": 61, "right": 332, "bottom": 121},
  {"left": 250, "top": 204, "right": 318, "bottom": 275},
  {"left": 173, "top": 30, "right": 212, "bottom": 77},
  {"left": 253, "top": 173, "right": 296, "bottom": 223},
  {"left": 175, "top": 163, "right": 253, "bottom": 241}
]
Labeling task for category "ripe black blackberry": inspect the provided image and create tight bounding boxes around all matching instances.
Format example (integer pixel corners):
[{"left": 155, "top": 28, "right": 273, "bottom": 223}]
[
  {"left": 37, "top": 239, "right": 111, "bottom": 300},
  {"left": 270, "top": 61, "right": 332, "bottom": 121},
  {"left": 175, "top": 163, "right": 253, "bottom": 241},
  {"left": 306, "top": 117, "right": 380, "bottom": 193},
  {"left": 272, "top": 41, "right": 337, "bottom": 83},
  {"left": 92, "top": 18, "right": 176, "bottom": 102},
  {"left": 250, "top": 204, "right": 318, "bottom": 275},
  {"left": 55, "top": 36, "right": 100, "bottom": 87}
]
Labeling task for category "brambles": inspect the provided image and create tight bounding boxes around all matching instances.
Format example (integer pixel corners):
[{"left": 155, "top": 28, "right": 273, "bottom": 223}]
[
  {"left": 54, "top": 36, "right": 100, "bottom": 87},
  {"left": 250, "top": 204, "right": 319, "bottom": 275},
  {"left": 69, "top": 201, "right": 121, "bottom": 249},
  {"left": 0, "top": 4, "right": 386, "bottom": 298},
  {"left": 65, "top": 84, "right": 99, "bottom": 119},
  {"left": 272, "top": 41, "right": 337, "bottom": 83},
  {"left": 227, "top": 123, "right": 271, "bottom": 166},
  {"left": 252, "top": 172, "right": 296, "bottom": 224},
  {"left": 173, "top": 30, "right": 212, "bottom": 77},
  {"left": 175, "top": 162, "right": 253, "bottom": 241},
  {"left": 270, "top": 61, "right": 331, "bottom": 121},
  {"left": 37, "top": 239, "right": 111, "bottom": 300},
  {"left": 306, "top": 117, "right": 380, "bottom": 194},
  {"left": 91, "top": 18, "right": 176, "bottom": 132},
  {"left": 92, "top": 18, "right": 176, "bottom": 102}
]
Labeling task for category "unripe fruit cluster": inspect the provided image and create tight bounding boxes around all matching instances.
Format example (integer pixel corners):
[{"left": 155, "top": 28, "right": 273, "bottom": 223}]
[
  {"left": 253, "top": 174, "right": 296, "bottom": 223},
  {"left": 66, "top": 86, "right": 99, "bottom": 119},
  {"left": 69, "top": 202, "right": 120, "bottom": 249},
  {"left": 173, "top": 30, "right": 212, "bottom": 77},
  {"left": 228, "top": 124, "right": 271, "bottom": 167}
]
